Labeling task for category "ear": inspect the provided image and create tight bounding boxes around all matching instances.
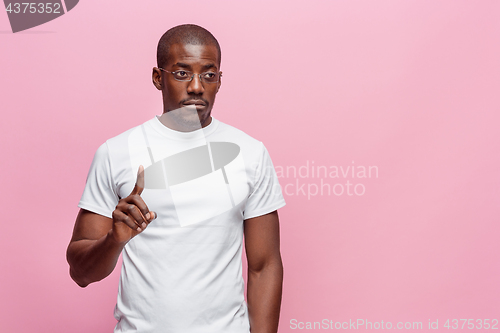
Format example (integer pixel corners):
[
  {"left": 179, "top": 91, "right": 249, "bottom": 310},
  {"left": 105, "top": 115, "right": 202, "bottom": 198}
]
[{"left": 152, "top": 67, "right": 163, "bottom": 90}]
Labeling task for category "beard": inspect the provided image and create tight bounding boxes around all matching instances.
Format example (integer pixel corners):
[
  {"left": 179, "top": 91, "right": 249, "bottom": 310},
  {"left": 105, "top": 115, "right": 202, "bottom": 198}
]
[{"left": 160, "top": 105, "right": 208, "bottom": 132}]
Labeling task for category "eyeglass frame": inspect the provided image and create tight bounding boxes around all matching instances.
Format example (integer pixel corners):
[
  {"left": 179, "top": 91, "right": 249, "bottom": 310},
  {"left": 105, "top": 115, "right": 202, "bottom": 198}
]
[{"left": 158, "top": 68, "right": 222, "bottom": 84}]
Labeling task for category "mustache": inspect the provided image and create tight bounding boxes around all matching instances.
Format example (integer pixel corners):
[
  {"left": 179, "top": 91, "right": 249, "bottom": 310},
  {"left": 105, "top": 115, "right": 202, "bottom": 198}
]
[{"left": 181, "top": 97, "right": 208, "bottom": 106}]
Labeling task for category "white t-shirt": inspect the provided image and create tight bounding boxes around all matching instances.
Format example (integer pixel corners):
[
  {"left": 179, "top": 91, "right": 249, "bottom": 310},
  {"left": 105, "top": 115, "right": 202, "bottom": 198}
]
[{"left": 78, "top": 116, "right": 286, "bottom": 333}]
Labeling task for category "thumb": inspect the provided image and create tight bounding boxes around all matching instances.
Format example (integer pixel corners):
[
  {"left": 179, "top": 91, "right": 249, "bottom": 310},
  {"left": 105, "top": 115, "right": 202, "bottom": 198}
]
[{"left": 131, "top": 165, "right": 145, "bottom": 196}]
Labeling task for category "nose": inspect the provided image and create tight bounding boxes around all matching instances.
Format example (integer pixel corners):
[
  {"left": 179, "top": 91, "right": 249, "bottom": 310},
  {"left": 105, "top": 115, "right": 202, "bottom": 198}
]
[{"left": 186, "top": 74, "right": 205, "bottom": 94}]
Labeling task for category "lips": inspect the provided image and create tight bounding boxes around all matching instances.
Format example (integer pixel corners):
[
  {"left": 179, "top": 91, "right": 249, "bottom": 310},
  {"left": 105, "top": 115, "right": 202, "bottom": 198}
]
[{"left": 183, "top": 100, "right": 207, "bottom": 107}]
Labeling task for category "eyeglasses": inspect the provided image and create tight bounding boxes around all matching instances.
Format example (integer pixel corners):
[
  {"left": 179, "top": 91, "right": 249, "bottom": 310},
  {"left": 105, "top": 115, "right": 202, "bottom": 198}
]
[{"left": 158, "top": 68, "right": 222, "bottom": 84}]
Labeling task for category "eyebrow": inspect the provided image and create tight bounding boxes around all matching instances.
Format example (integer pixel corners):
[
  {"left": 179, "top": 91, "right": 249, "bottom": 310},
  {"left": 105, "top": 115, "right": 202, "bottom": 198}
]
[
  {"left": 173, "top": 62, "right": 218, "bottom": 71},
  {"left": 173, "top": 62, "right": 191, "bottom": 69},
  {"left": 202, "top": 63, "right": 217, "bottom": 70}
]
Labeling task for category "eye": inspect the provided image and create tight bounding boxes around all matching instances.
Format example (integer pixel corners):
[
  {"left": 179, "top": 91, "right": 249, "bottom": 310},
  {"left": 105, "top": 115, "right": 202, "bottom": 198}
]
[
  {"left": 203, "top": 72, "right": 216, "bottom": 79},
  {"left": 202, "top": 72, "right": 218, "bottom": 82},
  {"left": 176, "top": 70, "right": 189, "bottom": 77}
]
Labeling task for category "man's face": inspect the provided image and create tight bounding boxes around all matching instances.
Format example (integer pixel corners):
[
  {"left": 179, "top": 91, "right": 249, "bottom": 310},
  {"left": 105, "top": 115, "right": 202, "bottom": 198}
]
[{"left": 153, "top": 43, "right": 221, "bottom": 130}]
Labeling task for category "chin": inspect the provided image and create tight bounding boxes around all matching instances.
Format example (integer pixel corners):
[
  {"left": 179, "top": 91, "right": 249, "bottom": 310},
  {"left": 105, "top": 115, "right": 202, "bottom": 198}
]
[
  {"left": 163, "top": 105, "right": 211, "bottom": 131},
  {"left": 175, "top": 114, "right": 201, "bottom": 130},
  {"left": 197, "top": 111, "right": 211, "bottom": 126},
  {"left": 179, "top": 110, "right": 209, "bottom": 130}
]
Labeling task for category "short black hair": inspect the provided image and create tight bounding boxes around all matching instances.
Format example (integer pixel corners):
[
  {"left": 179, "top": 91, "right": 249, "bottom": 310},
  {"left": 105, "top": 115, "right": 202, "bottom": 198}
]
[{"left": 156, "top": 24, "right": 221, "bottom": 69}]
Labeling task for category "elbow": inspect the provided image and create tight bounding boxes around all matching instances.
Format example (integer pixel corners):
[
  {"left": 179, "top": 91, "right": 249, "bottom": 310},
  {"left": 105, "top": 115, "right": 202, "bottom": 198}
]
[
  {"left": 69, "top": 267, "right": 90, "bottom": 288},
  {"left": 249, "top": 257, "right": 283, "bottom": 277},
  {"left": 66, "top": 243, "right": 90, "bottom": 288},
  {"left": 76, "top": 281, "right": 89, "bottom": 288}
]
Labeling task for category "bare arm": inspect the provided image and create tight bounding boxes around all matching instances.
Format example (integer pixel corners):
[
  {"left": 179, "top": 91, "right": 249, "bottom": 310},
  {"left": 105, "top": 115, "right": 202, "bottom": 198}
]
[
  {"left": 244, "top": 210, "right": 283, "bottom": 333},
  {"left": 66, "top": 166, "right": 156, "bottom": 287},
  {"left": 67, "top": 209, "right": 124, "bottom": 287}
]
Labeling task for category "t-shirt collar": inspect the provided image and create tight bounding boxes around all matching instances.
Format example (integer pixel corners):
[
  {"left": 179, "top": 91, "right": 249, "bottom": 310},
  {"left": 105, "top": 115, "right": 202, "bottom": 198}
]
[{"left": 150, "top": 114, "right": 219, "bottom": 141}]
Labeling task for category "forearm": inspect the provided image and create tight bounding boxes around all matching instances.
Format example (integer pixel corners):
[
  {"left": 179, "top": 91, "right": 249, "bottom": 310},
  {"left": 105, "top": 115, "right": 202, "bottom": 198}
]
[
  {"left": 247, "top": 260, "right": 283, "bottom": 333},
  {"left": 67, "top": 230, "right": 125, "bottom": 287}
]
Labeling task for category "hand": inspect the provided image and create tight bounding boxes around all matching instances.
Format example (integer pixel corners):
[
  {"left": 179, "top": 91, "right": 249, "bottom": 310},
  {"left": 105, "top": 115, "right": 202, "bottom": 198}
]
[{"left": 111, "top": 165, "right": 156, "bottom": 244}]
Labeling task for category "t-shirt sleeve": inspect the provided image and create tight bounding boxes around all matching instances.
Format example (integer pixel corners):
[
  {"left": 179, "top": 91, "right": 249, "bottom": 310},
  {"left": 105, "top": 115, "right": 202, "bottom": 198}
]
[
  {"left": 243, "top": 142, "right": 286, "bottom": 220},
  {"left": 78, "top": 142, "right": 119, "bottom": 219}
]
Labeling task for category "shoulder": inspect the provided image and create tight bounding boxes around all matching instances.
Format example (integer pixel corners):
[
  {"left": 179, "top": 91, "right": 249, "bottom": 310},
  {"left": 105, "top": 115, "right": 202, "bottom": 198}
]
[
  {"left": 213, "top": 118, "right": 264, "bottom": 150},
  {"left": 106, "top": 120, "right": 150, "bottom": 146},
  {"left": 100, "top": 118, "right": 155, "bottom": 154},
  {"left": 86, "top": 119, "right": 156, "bottom": 176},
  {"left": 211, "top": 118, "right": 276, "bottom": 174}
]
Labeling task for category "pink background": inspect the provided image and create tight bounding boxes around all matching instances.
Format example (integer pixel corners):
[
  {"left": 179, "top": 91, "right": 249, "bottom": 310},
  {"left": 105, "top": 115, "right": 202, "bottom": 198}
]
[{"left": 1, "top": 0, "right": 499, "bottom": 332}]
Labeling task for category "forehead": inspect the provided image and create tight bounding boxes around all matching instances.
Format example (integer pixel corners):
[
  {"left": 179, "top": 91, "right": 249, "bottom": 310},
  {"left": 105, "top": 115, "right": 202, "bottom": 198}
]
[{"left": 166, "top": 43, "right": 219, "bottom": 69}]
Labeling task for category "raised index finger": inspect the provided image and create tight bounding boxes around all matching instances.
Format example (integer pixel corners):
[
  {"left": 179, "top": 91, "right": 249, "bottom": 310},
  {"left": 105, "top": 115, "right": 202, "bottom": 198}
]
[{"left": 130, "top": 165, "right": 145, "bottom": 196}]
